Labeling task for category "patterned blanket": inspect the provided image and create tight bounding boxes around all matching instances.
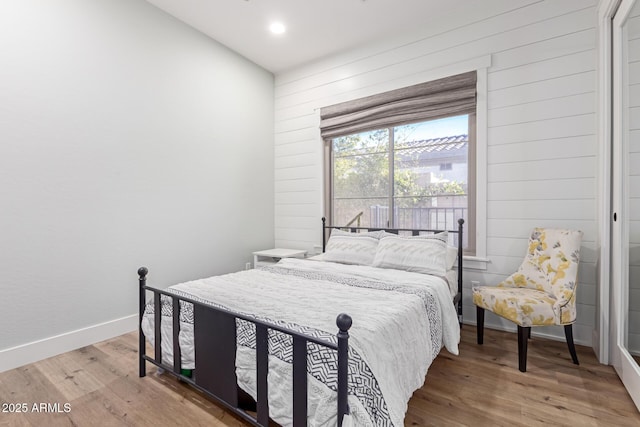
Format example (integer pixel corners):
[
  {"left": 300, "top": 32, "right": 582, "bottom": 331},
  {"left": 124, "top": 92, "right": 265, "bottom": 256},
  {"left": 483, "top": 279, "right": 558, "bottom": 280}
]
[{"left": 142, "top": 259, "right": 459, "bottom": 426}]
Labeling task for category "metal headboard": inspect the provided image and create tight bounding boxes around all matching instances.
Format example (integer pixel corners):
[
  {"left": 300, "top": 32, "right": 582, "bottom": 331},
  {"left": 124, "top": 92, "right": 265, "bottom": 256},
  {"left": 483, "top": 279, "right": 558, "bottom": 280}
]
[{"left": 321, "top": 217, "right": 465, "bottom": 325}]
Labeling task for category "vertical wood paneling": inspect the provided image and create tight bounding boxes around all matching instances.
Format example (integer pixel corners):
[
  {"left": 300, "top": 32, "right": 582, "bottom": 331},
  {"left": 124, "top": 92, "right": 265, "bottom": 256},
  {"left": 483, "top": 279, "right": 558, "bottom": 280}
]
[{"left": 273, "top": 0, "right": 598, "bottom": 345}]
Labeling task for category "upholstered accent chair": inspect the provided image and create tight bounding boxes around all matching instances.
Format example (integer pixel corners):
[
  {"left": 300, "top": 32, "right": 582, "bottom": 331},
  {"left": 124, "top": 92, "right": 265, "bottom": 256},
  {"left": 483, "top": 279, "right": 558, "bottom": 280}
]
[{"left": 472, "top": 228, "right": 583, "bottom": 372}]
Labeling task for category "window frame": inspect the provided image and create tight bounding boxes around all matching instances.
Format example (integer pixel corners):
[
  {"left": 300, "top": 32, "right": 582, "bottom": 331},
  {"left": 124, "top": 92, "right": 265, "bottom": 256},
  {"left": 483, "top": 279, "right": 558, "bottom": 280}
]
[
  {"left": 321, "top": 61, "right": 490, "bottom": 263},
  {"left": 325, "top": 113, "right": 477, "bottom": 254}
]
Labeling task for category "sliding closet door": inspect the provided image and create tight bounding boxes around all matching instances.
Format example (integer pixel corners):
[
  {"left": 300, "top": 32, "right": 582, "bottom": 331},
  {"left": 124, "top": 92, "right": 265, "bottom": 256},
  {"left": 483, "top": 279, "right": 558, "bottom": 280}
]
[{"left": 611, "top": 0, "right": 640, "bottom": 410}]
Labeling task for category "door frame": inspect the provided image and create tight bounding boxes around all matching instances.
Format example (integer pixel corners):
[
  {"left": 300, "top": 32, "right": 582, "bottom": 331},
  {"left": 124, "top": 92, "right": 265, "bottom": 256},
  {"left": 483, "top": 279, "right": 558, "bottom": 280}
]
[
  {"left": 609, "top": 0, "right": 640, "bottom": 410},
  {"left": 597, "top": 0, "right": 618, "bottom": 366}
]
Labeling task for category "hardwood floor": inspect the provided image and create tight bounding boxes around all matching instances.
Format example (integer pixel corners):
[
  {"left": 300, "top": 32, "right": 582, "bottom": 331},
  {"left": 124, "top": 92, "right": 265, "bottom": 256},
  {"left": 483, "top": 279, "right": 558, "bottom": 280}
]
[{"left": 1, "top": 327, "right": 638, "bottom": 427}]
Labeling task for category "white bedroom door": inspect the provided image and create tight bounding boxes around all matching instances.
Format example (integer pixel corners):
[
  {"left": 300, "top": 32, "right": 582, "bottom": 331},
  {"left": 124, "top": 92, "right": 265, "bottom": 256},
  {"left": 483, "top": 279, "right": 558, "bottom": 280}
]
[{"left": 611, "top": 0, "right": 640, "bottom": 410}]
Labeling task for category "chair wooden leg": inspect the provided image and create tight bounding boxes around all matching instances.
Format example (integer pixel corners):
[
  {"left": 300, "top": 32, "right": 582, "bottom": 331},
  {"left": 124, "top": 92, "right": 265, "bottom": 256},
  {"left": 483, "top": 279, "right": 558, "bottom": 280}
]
[
  {"left": 476, "top": 306, "right": 484, "bottom": 345},
  {"left": 518, "top": 326, "right": 530, "bottom": 372},
  {"left": 564, "top": 324, "right": 579, "bottom": 365}
]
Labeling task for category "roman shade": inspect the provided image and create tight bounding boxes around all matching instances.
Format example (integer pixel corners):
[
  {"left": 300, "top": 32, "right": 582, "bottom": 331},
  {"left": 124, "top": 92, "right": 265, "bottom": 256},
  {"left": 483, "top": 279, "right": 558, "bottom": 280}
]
[{"left": 320, "top": 71, "right": 477, "bottom": 139}]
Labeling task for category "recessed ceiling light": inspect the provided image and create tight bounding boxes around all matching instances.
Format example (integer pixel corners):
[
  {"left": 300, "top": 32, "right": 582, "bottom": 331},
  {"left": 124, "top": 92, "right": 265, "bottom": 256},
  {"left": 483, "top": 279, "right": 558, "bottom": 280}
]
[{"left": 269, "top": 22, "right": 286, "bottom": 35}]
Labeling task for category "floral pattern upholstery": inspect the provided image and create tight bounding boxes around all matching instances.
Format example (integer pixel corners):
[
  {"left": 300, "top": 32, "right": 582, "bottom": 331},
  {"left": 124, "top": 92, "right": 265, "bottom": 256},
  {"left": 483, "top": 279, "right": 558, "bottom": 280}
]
[{"left": 472, "top": 228, "right": 583, "bottom": 327}]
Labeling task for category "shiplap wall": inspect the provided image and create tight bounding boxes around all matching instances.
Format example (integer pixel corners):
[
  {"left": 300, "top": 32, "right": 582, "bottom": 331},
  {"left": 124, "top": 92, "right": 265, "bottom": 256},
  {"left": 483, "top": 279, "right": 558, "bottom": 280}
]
[
  {"left": 628, "top": 4, "right": 640, "bottom": 356},
  {"left": 274, "top": 0, "right": 598, "bottom": 345}
]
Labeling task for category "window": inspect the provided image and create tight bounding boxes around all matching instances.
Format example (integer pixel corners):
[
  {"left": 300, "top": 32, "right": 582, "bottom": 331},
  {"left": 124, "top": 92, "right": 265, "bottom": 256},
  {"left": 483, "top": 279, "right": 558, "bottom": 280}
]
[
  {"left": 320, "top": 71, "right": 478, "bottom": 253},
  {"left": 328, "top": 114, "right": 475, "bottom": 252}
]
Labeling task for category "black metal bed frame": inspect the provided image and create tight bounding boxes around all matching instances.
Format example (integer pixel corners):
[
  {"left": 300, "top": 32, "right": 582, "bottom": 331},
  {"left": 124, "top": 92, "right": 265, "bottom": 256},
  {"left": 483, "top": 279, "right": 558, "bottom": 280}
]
[
  {"left": 138, "top": 268, "right": 352, "bottom": 426},
  {"left": 322, "top": 217, "right": 465, "bottom": 324},
  {"left": 138, "top": 217, "right": 464, "bottom": 427}
]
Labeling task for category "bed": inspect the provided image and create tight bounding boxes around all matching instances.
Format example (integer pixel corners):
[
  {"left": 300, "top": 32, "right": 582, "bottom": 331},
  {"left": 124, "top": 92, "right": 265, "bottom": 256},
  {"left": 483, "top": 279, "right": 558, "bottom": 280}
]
[{"left": 138, "top": 218, "right": 464, "bottom": 426}]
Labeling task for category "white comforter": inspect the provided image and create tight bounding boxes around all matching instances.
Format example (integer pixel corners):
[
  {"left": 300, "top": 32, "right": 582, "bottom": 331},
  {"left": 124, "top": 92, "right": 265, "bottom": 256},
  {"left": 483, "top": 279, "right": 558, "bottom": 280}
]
[{"left": 141, "top": 258, "right": 460, "bottom": 427}]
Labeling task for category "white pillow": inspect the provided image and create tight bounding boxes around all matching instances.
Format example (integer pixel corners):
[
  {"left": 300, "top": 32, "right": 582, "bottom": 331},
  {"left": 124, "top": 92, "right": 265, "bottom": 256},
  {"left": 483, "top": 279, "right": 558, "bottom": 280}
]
[
  {"left": 371, "top": 234, "right": 447, "bottom": 275},
  {"left": 323, "top": 230, "right": 379, "bottom": 265},
  {"left": 390, "top": 232, "right": 457, "bottom": 269}
]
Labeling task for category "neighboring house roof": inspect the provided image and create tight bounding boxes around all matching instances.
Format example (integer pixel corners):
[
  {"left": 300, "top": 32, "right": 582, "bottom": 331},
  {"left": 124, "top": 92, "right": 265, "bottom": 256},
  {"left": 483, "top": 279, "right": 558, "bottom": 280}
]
[{"left": 397, "top": 134, "right": 468, "bottom": 156}]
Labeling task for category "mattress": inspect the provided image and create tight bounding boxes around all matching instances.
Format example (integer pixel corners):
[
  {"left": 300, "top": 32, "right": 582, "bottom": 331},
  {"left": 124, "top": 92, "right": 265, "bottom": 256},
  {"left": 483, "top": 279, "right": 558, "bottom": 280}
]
[{"left": 141, "top": 258, "right": 460, "bottom": 427}]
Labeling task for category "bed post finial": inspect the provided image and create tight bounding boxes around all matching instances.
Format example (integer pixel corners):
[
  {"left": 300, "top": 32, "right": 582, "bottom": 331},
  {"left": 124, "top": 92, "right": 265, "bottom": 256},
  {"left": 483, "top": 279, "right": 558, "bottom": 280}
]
[
  {"left": 336, "top": 313, "right": 352, "bottom": 332},
  {"left": 336, "top": 313, "right": 352, "bottom": 426},
  {"left": 138, "top": 267, "right": 148, "bottom": 279}
]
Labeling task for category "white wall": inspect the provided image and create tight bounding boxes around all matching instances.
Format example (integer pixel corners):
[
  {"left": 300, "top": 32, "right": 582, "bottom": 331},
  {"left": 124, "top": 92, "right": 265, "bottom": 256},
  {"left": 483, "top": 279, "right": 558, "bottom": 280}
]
[
  {"left": 274, "top": 0, "right": 598, "bottom": 345},
  {"left": 0, "top": 0, "right": 274, "bottom": 370}
]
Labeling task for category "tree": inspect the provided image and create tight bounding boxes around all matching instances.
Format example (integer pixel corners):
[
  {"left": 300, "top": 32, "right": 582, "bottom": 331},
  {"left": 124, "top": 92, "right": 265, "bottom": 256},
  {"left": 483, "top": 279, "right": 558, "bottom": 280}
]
[
  {"left": 333, "top": 129, "right": 389, "bottom": 199},
  {"left": 332, "top": 126, "right": 466, "bottom": 225}
]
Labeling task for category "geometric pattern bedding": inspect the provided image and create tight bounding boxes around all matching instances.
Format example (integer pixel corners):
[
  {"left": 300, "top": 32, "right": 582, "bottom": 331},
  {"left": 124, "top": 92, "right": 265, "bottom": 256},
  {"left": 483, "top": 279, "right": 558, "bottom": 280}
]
[
  {"left": 146, "top": 292, "right": 391, "bottom": 426},
  {"left": 142, "top": 259, "right": 459, "bottom": 427},
  {"left": 236, "top": 317, "right": 393, "bottom": 426},
  {"left": 262, "top": 264, "right": 443, "bottom": 363}
]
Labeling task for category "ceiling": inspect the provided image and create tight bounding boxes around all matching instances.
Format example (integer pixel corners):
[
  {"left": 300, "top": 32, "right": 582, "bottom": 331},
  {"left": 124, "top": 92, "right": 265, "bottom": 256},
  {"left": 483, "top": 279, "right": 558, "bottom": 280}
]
[{"left": 145, "top": 0, "right": 475, "bottom": 74}]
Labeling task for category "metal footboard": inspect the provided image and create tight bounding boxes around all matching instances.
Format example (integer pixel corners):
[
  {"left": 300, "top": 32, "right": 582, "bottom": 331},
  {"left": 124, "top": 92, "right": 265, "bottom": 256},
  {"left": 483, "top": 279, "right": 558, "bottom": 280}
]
[{"left": 138, "top": 267, "right": 352, "bottom": 426}]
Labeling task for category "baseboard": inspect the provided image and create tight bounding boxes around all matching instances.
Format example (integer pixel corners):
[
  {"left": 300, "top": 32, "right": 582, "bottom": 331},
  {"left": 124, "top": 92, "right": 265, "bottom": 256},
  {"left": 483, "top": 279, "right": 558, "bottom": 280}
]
[{"left": 0, "top": 315, "right": 138, "bottom": 373}]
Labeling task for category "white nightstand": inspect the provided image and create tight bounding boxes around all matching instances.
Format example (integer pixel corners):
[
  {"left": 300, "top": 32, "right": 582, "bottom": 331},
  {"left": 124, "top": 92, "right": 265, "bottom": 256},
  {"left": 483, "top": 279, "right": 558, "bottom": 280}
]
[{"left": 252, "top": 248, "right": 307, "bottom": 268}]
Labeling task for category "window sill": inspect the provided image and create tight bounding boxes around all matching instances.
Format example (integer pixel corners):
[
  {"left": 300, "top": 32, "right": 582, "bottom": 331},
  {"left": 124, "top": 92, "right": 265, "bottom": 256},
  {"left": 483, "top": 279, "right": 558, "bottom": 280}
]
[{"left": 461, "top": 255, "right": 490, "bottom": 271}]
